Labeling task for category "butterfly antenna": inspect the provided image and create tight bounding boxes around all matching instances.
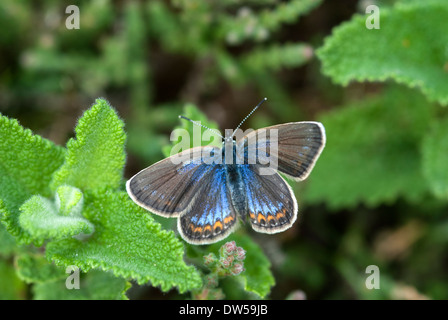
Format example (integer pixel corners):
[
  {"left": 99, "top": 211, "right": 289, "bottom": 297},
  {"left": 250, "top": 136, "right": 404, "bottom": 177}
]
[
  {"left": 231, "top": 97, "right": 267, "bottom": 138},
  {"left": 178, "top": 115, "right": 224, "bottom": 139}
]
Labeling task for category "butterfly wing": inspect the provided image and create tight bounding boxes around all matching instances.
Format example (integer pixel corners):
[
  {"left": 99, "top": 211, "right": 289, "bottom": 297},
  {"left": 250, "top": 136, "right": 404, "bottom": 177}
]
[
  {"left": 178, "top": 165, "right": 238, "bottom": 244},
  {"left": 239, "top": 165, "right": 297, "bottom": 233},
  {"left": 236, "top": 122, "right": 326, "bottom": 181},
  {"left": 126, "top": 146, "right": 222, "bottom": 217}
]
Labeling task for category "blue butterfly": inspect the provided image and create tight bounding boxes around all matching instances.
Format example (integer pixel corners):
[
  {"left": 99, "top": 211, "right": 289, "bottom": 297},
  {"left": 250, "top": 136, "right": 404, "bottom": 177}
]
[{"left": 126, "top": 99, "right": 326, "bottom": 244}]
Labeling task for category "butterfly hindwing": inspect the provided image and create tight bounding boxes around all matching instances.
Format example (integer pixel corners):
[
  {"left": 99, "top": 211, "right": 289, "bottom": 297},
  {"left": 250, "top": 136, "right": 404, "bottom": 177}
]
[
  {"left": 178, "top": 165, "right": 238, "bottom": 244},
  {"left": 237, "top": 122, "right": 326, "bottom": 181},
  {"left": 239, "top": 165, "right": 297, "bottom": 234}
]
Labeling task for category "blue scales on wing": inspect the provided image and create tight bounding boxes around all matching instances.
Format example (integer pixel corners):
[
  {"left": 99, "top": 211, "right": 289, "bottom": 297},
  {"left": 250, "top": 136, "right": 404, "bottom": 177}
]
[
  {"left": 178, "top": 164, "right": 238, "bottom": 244},
  {"left": 238, "top": 165, "right": 297, "bottom": 234}
]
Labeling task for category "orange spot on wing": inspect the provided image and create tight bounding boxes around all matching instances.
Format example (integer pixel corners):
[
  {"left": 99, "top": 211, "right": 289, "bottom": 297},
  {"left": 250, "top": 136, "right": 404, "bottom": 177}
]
[
  {"left": 223, "top": 215, "right": 234, "bottom": 225},
  {"left": 194, "top": 226, "right": 203, "bottom": 234},
  {"left": 213, "top": 221, "right": 223, "bottom": 231},
  {"left": 257, "top": 213, "right": 266, "bottom": 224},
  {"left": 204, "top": 225, "right": 212, "bottom": 233},
  {"left": 274, "top": 208, "right": 290, "bottom": 223},
  {"left": 249, "top": 212, "right": 255, "bottom": 220},
  {"left": 276, "top": 210, "right": 285, "bottom": 219}
]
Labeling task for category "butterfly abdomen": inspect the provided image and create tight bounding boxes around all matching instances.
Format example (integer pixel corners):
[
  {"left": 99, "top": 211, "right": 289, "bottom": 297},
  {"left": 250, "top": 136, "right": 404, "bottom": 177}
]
[{"left": 225, "top": 164, "right": 248, "bottom": 222}]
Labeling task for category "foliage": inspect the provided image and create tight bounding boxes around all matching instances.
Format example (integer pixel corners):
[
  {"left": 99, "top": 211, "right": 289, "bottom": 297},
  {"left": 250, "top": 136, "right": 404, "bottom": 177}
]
[
  {"left": 1, "top": 0, "right": 448, "bottom": 301},
  {"left": 0, "top": 114, "right": 66, "bottom": 244},
  {"left": 0, "top": 100, "right": 206, "bottom": 298},
  {"left": 19, "top": 189, "right": 94, "bottom": 244},
  {"left": 304, "top": 87, "right": 433, "bottom": 209},
  {"left": 46, "top": 190, "right": 201, "bottom": 292},
  {"left": 33, "top": 270, "right": 131, "bottom": 300},
  {"left": 208, "top": 233, "right": 275, "bottom": 299},
  {"left": 0, "top": 99, "right": 279, "bottom": 299},
  {"left": 192, "top": 240, "right": 246, "bottom": 300},
  {"left": 0, "top": 260, "right": 26, "bottom": 299},
  {"left": 317, "top": 0, "right": 448, "bottom": 106},
  {"left": 50, "top": 100, "right": 126, "bottom": 192},
  {"left": 422, "top": 116, "right": 448, "bottom": 199}
]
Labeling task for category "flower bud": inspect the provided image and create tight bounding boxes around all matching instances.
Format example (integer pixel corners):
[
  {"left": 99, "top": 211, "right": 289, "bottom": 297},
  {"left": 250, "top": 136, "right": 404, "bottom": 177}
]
[
  {"left": 203, "top": 253, "right": 217, "bottom": 267},
  {"left": 236, "top": 247, "right": 246, "bottom": 261},
  {"left": 221, "top": 241, "right": 237, "bottom": 256},
  {"left": 230, "top": 262, "right": 245, "bottom": 276},
  {"left": 219, "top": 257, "right": 231, "bottom": 269}
]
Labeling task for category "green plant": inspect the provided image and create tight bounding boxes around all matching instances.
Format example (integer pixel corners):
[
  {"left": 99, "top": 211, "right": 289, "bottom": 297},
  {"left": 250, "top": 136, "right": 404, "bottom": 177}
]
[
  {"left": 2, "top": 0, "right": 448, "bottom": 300},
  {"left": 317, "top": 0, "right": 448, "bottom": 106},
  {"left": 0, "top": 99, "right": 275, "bottom": 299}
]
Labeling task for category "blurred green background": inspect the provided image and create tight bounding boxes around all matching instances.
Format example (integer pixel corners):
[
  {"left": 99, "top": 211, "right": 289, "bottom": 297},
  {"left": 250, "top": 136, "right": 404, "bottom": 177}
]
[{"left": 1, "top": 0, "right": 448, "bottom": 300}]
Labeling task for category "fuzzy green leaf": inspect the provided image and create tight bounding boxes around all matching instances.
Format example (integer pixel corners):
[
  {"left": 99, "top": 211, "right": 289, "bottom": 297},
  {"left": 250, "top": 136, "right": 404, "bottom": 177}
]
[
  {"left": 46, "top": 191, "right": 202, "bottom": 293},
  {"left": 55, "top": 185, "right": 84, "bottom": 217},
  {"left": 304, "top": 87, "right": 433, "bottom": 209},
  {"left": 317, "top": 1, "right": 448, "bottom": 105},
  {"left": 51, "top": 99, "right": 126, "bottom": 191},
  {"left": 16, "top": 253, "right": 66, "bottom": 284},
  {"left": 18, "top": 189, "right": 94, "bottom": 244},
  {"left": 33, "top": 270, "right": 131, "bottom": 300},
  {"left": 0, "top": 114, "right": 66, "bottom": 243},
  {"left": 422, "top": 116, "right": 448, "bottom": 199}
]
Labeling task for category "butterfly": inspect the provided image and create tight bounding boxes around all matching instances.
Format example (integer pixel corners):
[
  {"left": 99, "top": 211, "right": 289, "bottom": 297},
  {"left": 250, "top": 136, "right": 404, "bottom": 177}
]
[{"left": 126, "top": 98, "right": 326, "bottom": 244}]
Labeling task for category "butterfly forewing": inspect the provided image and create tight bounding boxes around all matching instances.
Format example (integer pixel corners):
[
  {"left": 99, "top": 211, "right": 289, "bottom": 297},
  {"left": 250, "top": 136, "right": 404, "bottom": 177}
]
[
  {"left": 126, "top": 146, "right": 221, "bottom": 217},
  {"left": 236, "top": 122, "right": 326, "bottom": 181}
]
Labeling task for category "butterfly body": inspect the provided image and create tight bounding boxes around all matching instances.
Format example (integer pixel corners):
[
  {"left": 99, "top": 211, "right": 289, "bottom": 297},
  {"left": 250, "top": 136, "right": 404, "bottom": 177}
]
[
  {"left": 127, "top": 121, "right": 326, "bottom": 244},
  {"left": 225, "top": 165, "right": 246, "bottom": 217}
]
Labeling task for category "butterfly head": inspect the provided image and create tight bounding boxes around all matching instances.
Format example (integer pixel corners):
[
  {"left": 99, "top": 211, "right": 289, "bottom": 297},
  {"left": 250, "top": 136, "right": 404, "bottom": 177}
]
[{"left": 223, "top": 131, "right": 235, "bottom": 144}]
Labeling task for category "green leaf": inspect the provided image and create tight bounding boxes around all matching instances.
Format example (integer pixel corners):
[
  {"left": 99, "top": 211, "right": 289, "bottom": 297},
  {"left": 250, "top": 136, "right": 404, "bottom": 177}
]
[
  {"left": 0, "top": 259, "right": 26, "bottom": 299},
  {"left": 18, "top": 188, "right": 94, "bottom": 245},
  {"left": 234, "top": 234, "right": 275, "bottom": 298},
  {"left": 240, "top": 43, "right": 313, "bottom": 73},
  {"left": 304, "top": 87, "right": 433, "bottom": 209},
  {"left": 0, "top": 114, "right": 66, "bottom": 243},
  {"left": 46, "top": 191, "right": 202, "bottom": 293},
  {"left": 33, "top": 270, "right": 131, "bottom": 300},
  {"left": 221, "top": 0, "right": 322, "bottom": 45},
  {"left": 162, "top": 103, "right": 221, "bottom": 157},
  {"left": 15, "top": 253, "right": 66, "bottom": 284},
  {"left": 0, "top": 219, "right": 17, "bottom": 257},
  {"left": 51, "top": 99, "right": 126, "bottom": 191},
  {"left": 147, "top": 1, "right": 186, "bottom": 52},
  {"left": 55, "top": 185, "right": 84, "bottom": 217},
  {"left": 258, "top": 0, "right": 322, "bottom": 31},
  {"left": 422, "top": 116, "right": 448, "bottom": 199},
  {"left": 317, "top": 1, "right": 448, "bottom": 105}
]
